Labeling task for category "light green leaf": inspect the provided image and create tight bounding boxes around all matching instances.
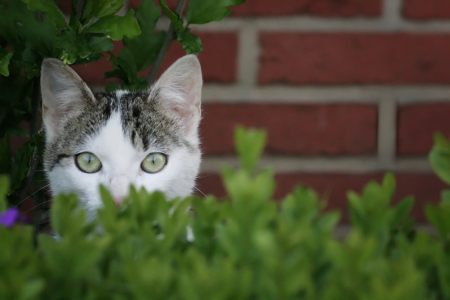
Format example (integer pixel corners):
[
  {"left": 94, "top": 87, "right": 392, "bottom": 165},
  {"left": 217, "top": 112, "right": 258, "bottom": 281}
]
[
  {"left": 0, "top": 176, "right": 9, "bottom": 212},
  {"left": 0, "top": 51, "right": 13, "bottom": 77},
  {"left": 235, "top": 126, "right": 266, "bottom": 173},
  {"left": 381, "top": 172, "right": 396, "bottom": 200},
  {"left": 429, "top": 132, "right": 450, "bottom": 185},
  {"left": 187, "top": 0, "right": 246, "bottom": 25},
  {"left": 21, "top": 0, "right": 67, "bottom": 29},
  {"left": 85, "top": 9, "right": 141, "bottom": 41}
]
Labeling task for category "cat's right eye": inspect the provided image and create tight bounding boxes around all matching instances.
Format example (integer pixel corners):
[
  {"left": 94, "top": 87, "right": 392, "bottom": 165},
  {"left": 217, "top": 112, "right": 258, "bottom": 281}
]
[{"left": 75, "top": 152, "right": 102, "bottom": 173}]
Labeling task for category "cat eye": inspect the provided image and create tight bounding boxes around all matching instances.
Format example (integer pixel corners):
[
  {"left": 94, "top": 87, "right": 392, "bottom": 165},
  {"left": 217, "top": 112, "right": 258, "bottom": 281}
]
[
  {"left": 141, "top": 153, "right": 167, "bottom": 173},
  {"left": 75, "top": 152, "right": 102, "bottom": 173}
]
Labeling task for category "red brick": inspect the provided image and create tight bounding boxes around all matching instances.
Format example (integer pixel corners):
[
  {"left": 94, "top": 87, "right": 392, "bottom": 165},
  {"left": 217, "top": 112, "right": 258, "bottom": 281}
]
[
  {"left": 259, "top": 33, "right": 450, "bottom": 85},
  {"left": 71, "top": 41, "right": 122, "bottom": 86},
  {"left": 404, "top": 0, "right": 450, "bottom": 19},
  {"left": 153, "top": 32, "right": 237, "bottom": 83},
  {"left": 56, "top": 0, "right": 71, "bottom": 15},
  {"left": 232, "top": 0, "right": 381, "bottom": 17},
  {"left": 73, "top": 32, "right": 237, "bottom": 86},
  {"left": 196, "top": 172, "right": 446, "bottom": 222},
  {"left": 200, "top": 103, "right": 377, "bottom": 155},
  {"left": 130, "top": 0, "right": 380, "bottom": 17},
  {"left": 398, "top": 103, "right": 450, "bottom": 156}
]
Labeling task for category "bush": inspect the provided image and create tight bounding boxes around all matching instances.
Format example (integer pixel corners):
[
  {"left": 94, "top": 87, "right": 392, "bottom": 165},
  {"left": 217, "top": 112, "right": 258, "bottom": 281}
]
[{"left": 1, "top": 127, "right": 450, "bottom": 300}]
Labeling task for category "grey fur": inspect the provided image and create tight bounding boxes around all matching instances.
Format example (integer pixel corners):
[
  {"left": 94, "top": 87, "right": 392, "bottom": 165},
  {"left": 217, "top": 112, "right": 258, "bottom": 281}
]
[{"left": 43, "top": 89, "right": 197, "bottom": 172}]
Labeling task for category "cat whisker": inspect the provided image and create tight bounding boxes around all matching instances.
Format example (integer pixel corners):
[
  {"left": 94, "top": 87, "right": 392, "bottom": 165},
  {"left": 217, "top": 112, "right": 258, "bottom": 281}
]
[
  {"left": 22, "top": 198, "right": 52, "bottom": 214},
  {"left": 194, "top": 187, "right": 206, "bottom": 197},
  {"left": 16, "top": 184, "right": 50, "bottom": 207}
]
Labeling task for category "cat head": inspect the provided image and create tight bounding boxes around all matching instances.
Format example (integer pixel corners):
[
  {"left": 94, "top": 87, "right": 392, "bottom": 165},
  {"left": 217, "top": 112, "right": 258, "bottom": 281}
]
[{"left": 41, "top": 55, "right": 202, "bottom": 218}]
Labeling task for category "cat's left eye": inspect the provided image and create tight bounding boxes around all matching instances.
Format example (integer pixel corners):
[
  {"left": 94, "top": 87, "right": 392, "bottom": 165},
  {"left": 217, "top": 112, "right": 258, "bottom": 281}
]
[
  {"left": 141, "top": 153, "right": 167, "bottom": 173},
  {"left": 75, "top": 152, "right": 102, "bottom": 173}
]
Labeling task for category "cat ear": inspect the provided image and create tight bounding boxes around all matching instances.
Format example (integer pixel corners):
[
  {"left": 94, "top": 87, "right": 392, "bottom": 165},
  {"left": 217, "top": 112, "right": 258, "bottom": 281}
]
[
  {"left": 150, "top": 55, "right": 202, "bottom": 141},
  {"left": 41, "top": 58, "right": 96, "bottom": 142}
]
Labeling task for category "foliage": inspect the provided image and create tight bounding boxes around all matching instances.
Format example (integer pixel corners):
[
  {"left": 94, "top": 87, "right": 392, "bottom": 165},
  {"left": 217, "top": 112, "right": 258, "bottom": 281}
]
[
  {"left": 0, "top": 127, "right": 450, "bottom": 299},
  {"left": 0, "top": 0, "right": 246, "bottom": 208}
]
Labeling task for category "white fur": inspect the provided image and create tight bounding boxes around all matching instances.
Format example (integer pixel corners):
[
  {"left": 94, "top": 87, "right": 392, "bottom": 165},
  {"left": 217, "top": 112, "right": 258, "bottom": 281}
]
[{"left": 48, "top": 113, "right": 201, "bottom": 218}]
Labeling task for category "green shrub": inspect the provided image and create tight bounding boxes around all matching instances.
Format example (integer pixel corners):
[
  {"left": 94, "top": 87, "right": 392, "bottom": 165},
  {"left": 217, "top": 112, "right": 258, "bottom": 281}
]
[{"left": 1, "top": 127, "right": 450, "bottom": 300}]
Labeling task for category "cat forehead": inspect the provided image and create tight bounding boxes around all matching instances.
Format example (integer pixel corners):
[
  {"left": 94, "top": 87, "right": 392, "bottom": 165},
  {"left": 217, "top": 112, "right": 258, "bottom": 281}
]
[{"left": 43, "top": 90, "right": 184, "bottom": 170}]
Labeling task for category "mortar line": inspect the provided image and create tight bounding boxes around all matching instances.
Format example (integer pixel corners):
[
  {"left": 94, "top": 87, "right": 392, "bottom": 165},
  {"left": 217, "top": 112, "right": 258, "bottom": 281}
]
[
  {"left": 377, "top": 95, "right": 398, "bottom": 168},
  {"left": 237, "top": 21, "right": 259, "bottom": 87},
  {"left": 200, "top": 156, "right": 432, "bottom": 173}
]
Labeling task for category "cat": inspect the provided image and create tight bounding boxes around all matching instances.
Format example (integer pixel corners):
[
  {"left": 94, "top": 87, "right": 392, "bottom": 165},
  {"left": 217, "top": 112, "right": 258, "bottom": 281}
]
[{"left": 40, "top": 55, "right": 203, "bottom": 220}]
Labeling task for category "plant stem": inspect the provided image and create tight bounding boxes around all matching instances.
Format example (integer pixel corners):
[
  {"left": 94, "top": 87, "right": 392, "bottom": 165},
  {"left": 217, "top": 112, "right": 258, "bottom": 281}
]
[
  {"left": 147, "top": 0, "right": 187, "bottom": 84},
  {"left": 76, "top": 0, "right": 86, "bottom": 21}
]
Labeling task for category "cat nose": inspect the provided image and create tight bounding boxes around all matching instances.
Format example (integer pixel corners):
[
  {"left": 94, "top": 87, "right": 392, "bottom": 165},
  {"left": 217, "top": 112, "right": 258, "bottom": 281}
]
[
  {"left": 110, "top": 175, "right": 129, "bottom": 205},
  {"left": 114, "top": 197, "right": 124, "bottom": 206}
]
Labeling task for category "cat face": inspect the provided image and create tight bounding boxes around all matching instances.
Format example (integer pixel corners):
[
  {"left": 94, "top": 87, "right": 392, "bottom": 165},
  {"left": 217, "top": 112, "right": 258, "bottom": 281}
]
[{"left": 40, "top": 56, "right": 202, "bottom": 218}]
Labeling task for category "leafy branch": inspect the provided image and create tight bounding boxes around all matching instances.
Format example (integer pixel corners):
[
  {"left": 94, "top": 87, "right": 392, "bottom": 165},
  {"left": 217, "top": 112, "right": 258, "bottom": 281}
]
[{"left": 146, "top": 0, "right": 187, "bottom": 84}]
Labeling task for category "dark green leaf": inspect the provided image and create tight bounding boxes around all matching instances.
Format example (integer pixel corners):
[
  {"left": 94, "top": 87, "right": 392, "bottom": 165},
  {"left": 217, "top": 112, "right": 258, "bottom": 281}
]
[
  {"left": 187, "top": 0, "right": 246, "bottom": 25},
  {"left": 119, "top": 0, "right": 165, "bottom": 72},
  {"left": 9, "top": 143, "right": 34, "bottom": 191},
  {"left": 82, "top": 0, "right": 124, "bottom": 22},
  {"left": 85, "top": 9, "right": 141, "bottom": 41},
  {"left": 56, "top": 29, "right": 113, "bottom": 65},
  {"left": 21, "top": 0, "right": 67, "bottom": 29},
  {"left": 105, "top": 81, "right": 119, "bottom": 92},
  {"left": 0, "top": 134, "right": 11, "bottom": 174},
  {"left": 389, "top": 196, "right": 414, "bottom": 230},
  {"left": 159, "top": 0, "right": 184, "bottom": 31},
  {"left": 178, "top": 29, "right": 203, "bottom": 54}
]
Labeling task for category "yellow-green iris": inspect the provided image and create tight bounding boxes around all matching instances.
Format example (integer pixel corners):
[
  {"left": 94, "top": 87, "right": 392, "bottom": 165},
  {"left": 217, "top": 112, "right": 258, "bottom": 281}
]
[
  {"left": 141, "top": 153, "right": 167, "bottom": 173},
  {"left": 75, "top": 152, "right": 102, "bottom": 173}
]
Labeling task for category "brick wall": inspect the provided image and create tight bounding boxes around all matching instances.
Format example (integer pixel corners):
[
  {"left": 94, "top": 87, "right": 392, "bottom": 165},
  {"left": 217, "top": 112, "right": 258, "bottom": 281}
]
[{"left": 65, "top": 0, "right": 450, "bottom": 222}]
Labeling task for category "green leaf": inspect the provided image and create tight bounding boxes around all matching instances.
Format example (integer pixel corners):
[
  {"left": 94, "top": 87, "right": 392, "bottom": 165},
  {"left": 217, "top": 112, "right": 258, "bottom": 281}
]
[
  {"left": 105, "top": 81, "right": 119, "bottom": 92},
  {"left": 0, "top": 134, "right": 11, "bottom": 174},
  {"left": 0, "top": 50, "right": 13, "bottom": 77},
  {"left": 21, "top": 0, "right": 67, "bottom": 29},
  {"left": 178, "top": 28, "right": 203, "bottom": 54},
  {"left": 85, "top": 9, "right": 141, "bottom": 41},
  {"left": 0, "top": 0, "right": 58, "bottom": 58},
  {"left": 381, "top": 172, "right": 396, "bottom": 200},
  {"left": 159, "top": 0, "right": 184, "bottom": 31},
  {"left": 82, "top": 0, "right": 124, "bottom": 22},
  {"left": 187, "top": 0, "right": 246, "bottom": 25},
  {"left": 235, "top": 126, "right": 266, "bottom": 173},
  {"left": 9, "top": 143, "right": 34, "bottom": 191},
  {"left": 429, "top": 132, "right": 450, "bottom": 185},
  {"left": 389, "top": 196, "right": 414, "bottom": 230},
  {"left": 56, "top": 29, "right": 113, "bottom": 65},
  {"left": 116, "top": 0, "right": 165, "bottom": 75},
  {"left": 0, "top": 176, "right": 9, "bottom": 212}
]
